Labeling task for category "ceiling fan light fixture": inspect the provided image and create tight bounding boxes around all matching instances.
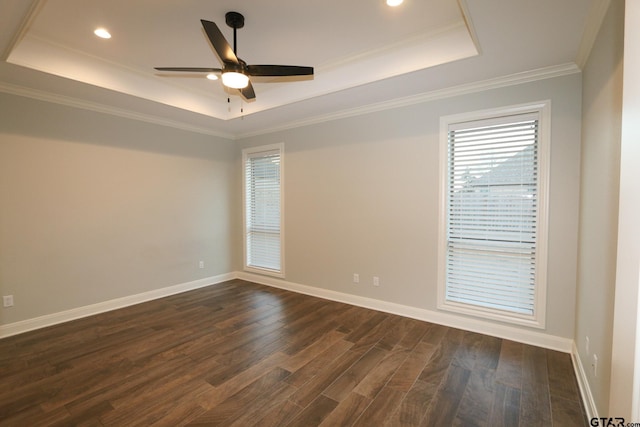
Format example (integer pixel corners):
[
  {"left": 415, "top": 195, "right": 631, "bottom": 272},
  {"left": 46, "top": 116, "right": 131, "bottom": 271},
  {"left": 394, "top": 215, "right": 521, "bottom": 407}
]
[
  {"left": 222, "top": 71, "right": 249, "bottom": 89},
  {"left": 386, "top": 0, "right": 403, "bottom": 6},
  {"left": 94, "top": 28, "right": 111, "bottom": 39}
]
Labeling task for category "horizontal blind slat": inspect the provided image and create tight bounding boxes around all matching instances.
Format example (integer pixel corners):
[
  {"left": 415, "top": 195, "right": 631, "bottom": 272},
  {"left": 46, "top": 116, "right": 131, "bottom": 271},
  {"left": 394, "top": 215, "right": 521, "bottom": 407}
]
[
  {"left": 445, "top": 114, "right": 539, "bottom": 317},
  {"left": 245, "top": 149, "right": 282, "bottom": 272}
]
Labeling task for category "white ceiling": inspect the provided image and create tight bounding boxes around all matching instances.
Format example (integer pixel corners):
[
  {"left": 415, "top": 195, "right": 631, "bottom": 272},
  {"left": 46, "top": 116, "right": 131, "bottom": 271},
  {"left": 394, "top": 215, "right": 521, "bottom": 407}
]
[{"left": 1, "top": 0, "right": 597, "bottom": 139}]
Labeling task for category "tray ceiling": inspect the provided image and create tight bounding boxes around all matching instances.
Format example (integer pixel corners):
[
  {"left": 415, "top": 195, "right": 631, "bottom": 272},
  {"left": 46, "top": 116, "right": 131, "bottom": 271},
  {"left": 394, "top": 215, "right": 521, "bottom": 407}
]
[{"left": 1, "top": 0, "right": 596, "bottom": 138}]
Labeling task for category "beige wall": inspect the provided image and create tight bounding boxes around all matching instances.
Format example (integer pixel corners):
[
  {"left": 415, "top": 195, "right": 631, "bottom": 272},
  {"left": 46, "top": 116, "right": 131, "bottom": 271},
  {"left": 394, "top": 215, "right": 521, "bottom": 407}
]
[
  {"left": 0, "top": 69, "right": 583, "bottom": 344},
  {"left": 0, "top": 93, "right": 239, "bottom": 325},
  {"left": 575, "top": 0, "right": 624, "bottom": 416},
  {"left": 238, "top": 74, "right": 583, "bottom": 339}
]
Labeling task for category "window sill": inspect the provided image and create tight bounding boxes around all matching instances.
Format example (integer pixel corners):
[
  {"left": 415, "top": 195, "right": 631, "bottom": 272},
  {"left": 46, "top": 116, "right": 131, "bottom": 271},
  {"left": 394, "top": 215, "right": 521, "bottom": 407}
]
[
  {"left": 244, "top": 265, "right": 284, "bottom": 279},
  {"left": 438, "top": 299, "right": 545, "bottom": 329}
]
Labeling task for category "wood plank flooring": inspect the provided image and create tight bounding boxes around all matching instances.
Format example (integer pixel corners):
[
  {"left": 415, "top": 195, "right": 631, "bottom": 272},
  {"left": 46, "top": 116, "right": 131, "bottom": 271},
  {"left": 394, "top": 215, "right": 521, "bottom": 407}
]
[{"left": 0, "top": 279, "right": 587, "bottom": 426}]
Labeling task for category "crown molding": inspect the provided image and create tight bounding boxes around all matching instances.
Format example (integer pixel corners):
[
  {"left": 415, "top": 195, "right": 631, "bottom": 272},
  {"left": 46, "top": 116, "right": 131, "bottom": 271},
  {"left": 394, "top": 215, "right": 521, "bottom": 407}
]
[
  {"left": 0, "top": 81, "right": 235, "bottom": 140},
  {"left": 457, "top": 0, "right": 481, "bottom": 55},
  {"left": 237, "top": 62, "right": 581, "bottom": 139},
  {"left": 1, "top": 62, "right": 580, "bottom": 141},
  {"left": 575, "top": 0, "right": 612, "bottom": 69},
  {"left": 0, "top": 0, "right": 45, "bottom": 61}
]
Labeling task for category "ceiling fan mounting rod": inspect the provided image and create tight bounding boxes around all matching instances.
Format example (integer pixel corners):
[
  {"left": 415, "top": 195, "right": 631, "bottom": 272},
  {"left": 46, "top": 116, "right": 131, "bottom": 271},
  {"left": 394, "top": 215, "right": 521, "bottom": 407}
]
[{"left": 225, "top": 11, "right": 244, "bottom": 55}]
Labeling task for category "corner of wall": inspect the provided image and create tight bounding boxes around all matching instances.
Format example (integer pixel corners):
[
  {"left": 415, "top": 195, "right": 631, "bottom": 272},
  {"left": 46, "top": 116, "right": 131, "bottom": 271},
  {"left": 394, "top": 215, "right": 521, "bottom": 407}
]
[
  {"left": 572, "top": 341, "right": 599, "bottom": 420},
  {"left": 0, "top": 273, "right": 235, "bottom": 338}
]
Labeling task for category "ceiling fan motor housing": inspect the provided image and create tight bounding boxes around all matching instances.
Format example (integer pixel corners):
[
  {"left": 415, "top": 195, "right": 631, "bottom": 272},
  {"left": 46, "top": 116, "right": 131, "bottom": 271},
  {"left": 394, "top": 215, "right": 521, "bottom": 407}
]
[
  {"left": 225, "top": 12, "right": 245, "bottom": 29},
  {"left": 223, "top": 60, "right": 247, "bottom": 74}
]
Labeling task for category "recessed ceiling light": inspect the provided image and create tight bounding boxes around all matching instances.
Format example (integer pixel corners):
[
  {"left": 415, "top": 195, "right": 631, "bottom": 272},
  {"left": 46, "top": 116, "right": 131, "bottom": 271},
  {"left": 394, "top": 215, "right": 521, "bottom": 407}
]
[
  {"left": 94, "top": 28, "right": 111, "bottom": 39},
  {"left": 206, "top": 73, "right": 218, "bottom": 81},
  {"left": 387, "top": 0, "right": 403, "bottom": 6}
]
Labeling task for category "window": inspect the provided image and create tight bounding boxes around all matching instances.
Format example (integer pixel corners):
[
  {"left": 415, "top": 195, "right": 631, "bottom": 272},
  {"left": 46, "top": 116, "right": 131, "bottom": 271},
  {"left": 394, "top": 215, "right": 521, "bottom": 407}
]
[
  {"left": 242, "top": 143, "right": 284, "bottom": 277},
  {"left": 438, "top": 102, "right": 550, "bottom": 327}
]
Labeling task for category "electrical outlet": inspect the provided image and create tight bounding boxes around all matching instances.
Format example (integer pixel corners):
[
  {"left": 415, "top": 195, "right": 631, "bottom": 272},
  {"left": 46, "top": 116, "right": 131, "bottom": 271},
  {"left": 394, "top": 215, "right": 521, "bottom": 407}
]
[
  {"left": 199, "top": 261, "right": 204, "bottom": 269},
  {"left": 353, "top": 273, "right": 360, "bottom": 284},
  {"left": 373, "top": 276, "right": 380, "bottom": 287},
  {"left": 3, "top": 295, "right": 14, "bottom": 307},
  {"left": 592, "top": 354, "right": 598, "bottom": 377},
  {"left": 585, "top": 336, "right": 590, "bottom": 355}
]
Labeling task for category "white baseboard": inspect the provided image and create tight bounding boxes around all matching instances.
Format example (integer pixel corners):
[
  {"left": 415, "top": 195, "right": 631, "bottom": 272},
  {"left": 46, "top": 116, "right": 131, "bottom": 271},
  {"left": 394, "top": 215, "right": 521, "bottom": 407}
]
[
  {"left": 0, "top": 267, "right": 598, "bottom": 427},
  {"left": 0, "top": 273, "right": 234, "bottom": 338},
  {"left": 1, "top": 269, "right": 594, "bottom": 414},
  {"left": 571, "top": 341, "right": 599, "bottom": 420},
  {"left": 237, "top": 271, "right": 597, "bottom": 414},
  {"left": 235, "top": 271, "right": 574, "bottom": 353},
  {"left": 0, "top": 270, "right": 574, "bottom": 353}
]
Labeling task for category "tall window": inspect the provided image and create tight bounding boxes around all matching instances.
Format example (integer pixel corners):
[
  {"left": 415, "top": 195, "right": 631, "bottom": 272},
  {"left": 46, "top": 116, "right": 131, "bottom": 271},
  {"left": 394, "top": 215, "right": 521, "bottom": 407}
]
[
  {"left": 243, "top": 143, "right": 284, "bottom": 277},
  {"left": 438, "top": 102, "right": 550, "bottom": 327}
]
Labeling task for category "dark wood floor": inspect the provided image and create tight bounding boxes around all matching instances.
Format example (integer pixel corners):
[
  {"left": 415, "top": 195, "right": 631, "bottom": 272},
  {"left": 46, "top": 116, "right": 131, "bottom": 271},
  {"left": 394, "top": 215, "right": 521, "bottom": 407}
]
[{"left": 0, "top": 279, "right": 586, "bottom": 426}]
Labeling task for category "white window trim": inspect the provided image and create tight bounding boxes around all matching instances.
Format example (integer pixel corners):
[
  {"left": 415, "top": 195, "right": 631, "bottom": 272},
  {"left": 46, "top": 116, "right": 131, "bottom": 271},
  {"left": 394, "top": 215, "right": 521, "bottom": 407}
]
[
  {"left": 242, "top": 143, "right": 285, "bottom": 278},
  {"left": 437, "top": 101, "right": 551, "bottom": 329}
]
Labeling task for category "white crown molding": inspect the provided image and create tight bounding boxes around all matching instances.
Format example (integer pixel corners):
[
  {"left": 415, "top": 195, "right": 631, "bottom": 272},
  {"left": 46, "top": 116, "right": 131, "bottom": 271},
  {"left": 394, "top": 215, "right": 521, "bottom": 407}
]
[
  {"left": 457, "top": 0, "right": 482, "bottom": 55},
  {"left": 1, "top": 60, "right": 579, "bottom": 142},
  {"left": 10, "top": 33, "right": 233, "bottom": 121},
  {"left": 7, "top": 12, "right": 476, "bottom": 123},
  {"left": 572, "top": 341, "right": 599, "bottom": 421},
  {"left": 316, "top": 21, "right": 470, "bottom": 73},
  {"left": 0, "top": 0, "right": 45, "bottom": 61},
  {"left": 0, "top": 273, "right": 234, "bottom": 338},
  {"left": 236, "top": 271, "right": 573, "bottom": 352},
  {"left": 0, "top": 81, "right": 235, "bottom": 140},
  {"left": 237, "top": 62, "right": 581, "bottom": 139},
  {"left": 575, "top": 0, "right": 612, "bottom": 69}
]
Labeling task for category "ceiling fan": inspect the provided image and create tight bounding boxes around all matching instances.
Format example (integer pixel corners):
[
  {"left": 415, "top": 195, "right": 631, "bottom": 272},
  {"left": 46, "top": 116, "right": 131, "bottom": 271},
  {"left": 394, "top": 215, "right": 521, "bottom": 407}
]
[{"left": 155, "top": 12, "right": 314, "bottom": 102}]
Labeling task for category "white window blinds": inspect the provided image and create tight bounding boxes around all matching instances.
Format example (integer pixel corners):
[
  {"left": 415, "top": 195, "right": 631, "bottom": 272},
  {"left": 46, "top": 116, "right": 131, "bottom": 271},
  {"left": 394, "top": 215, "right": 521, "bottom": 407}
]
[
  {"left": 244, "top": 145, "right": 283, "bottom": 274},
  {"left": 444, "top": 112, "right": 542, "bottom": 318}
]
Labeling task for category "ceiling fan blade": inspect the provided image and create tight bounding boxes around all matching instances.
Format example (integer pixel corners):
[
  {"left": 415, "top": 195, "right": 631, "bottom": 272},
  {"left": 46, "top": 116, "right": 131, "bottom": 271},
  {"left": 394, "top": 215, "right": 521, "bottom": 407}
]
[
  {"left": 247, "top": 65, "right": 314, "bottom": 77},
  {"left": 154, "top": 67, "right": 221, "bottom": 72},
  {"left": 200, "top": 19, "right": 238, "bottom": 65},
  {"left": 239, "top": 81, "right": 256, "bottom": 101}
]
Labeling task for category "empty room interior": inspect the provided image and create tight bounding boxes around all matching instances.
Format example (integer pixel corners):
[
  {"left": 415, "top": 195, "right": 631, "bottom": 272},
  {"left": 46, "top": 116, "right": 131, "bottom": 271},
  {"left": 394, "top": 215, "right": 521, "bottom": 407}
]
[{"left": 1, "top": 0, "right": 639, "bottom": 425}]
